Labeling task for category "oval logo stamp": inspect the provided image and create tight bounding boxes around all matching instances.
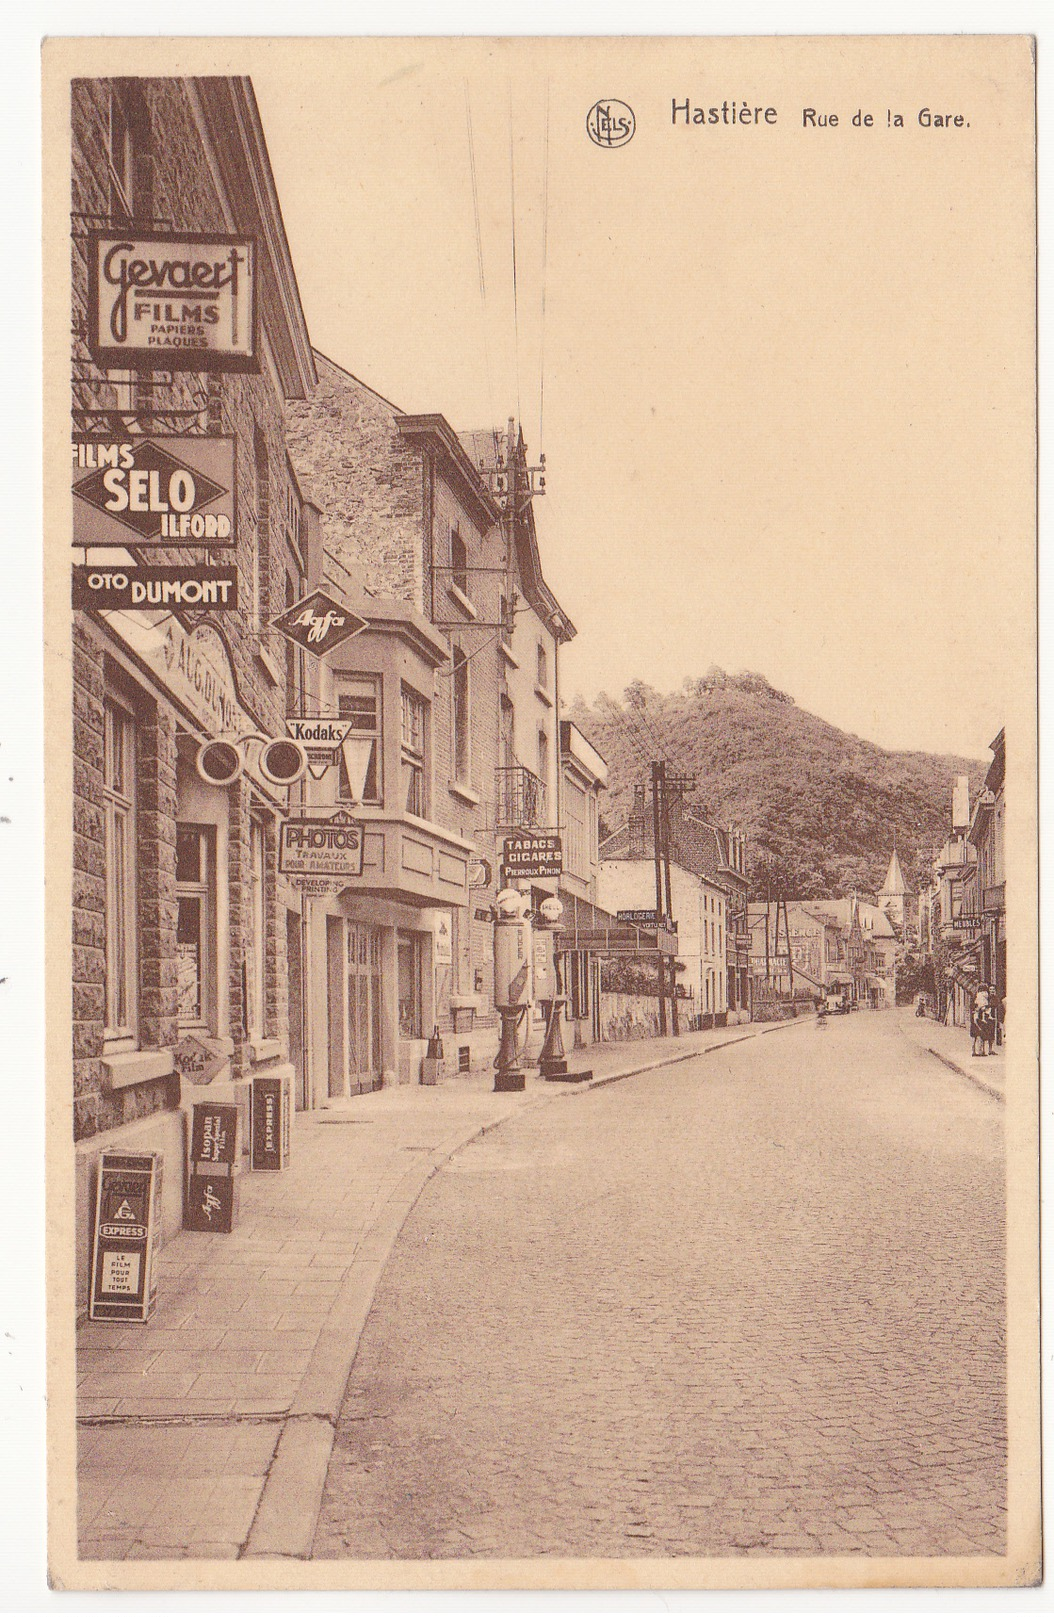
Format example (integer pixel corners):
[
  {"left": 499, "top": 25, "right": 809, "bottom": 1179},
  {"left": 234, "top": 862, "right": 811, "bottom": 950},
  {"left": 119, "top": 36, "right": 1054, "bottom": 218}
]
[{"left": 586, "top": 100, "right": 636, "bottom": 148}]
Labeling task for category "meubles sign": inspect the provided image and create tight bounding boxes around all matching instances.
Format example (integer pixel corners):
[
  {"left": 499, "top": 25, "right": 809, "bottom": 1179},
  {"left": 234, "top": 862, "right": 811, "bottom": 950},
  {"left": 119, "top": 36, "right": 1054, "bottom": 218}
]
[{"left": 88, "top": 232, "right": 257, "bottom": 371}]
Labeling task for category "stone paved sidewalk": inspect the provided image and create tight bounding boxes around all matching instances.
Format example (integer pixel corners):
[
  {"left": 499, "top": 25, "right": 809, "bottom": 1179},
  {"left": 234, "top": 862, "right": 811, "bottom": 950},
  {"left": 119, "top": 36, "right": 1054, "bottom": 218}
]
[
  {"left": 894, "top": 1007, "right": 1006, "bottom": 1101},
  {"left": 77, "top": 1018, "right": 785, "bottom": 1561}
]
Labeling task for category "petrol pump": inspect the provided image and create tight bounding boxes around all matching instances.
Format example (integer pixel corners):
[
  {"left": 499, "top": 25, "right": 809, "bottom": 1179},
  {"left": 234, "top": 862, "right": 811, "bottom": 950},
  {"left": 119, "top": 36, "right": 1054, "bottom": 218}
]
[{"left": 492, "top": 887, "right": 534, "bottom": 1091}]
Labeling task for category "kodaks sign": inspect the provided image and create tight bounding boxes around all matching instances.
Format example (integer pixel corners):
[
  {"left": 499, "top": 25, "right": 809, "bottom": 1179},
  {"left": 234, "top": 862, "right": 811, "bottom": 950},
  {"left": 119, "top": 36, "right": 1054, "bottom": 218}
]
[
  {"left": 88, "top": 231, "right": 258, "bottom": 371},
  {"left": 72, "top": 565, "right": 238, "bottom": 612},
  {"left": 72, "top": 438, "right": 236, "bottom": 548}
]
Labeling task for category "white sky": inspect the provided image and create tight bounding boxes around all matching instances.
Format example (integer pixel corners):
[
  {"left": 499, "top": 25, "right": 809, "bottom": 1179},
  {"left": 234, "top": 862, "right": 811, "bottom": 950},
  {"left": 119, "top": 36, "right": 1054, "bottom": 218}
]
[{"left": 250, "top": 38, "right": 1032, "bottom": 762}]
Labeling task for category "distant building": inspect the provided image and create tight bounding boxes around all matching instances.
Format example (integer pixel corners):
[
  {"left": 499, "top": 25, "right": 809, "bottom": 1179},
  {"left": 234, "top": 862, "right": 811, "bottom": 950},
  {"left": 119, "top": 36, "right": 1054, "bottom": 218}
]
[
  {"left": 598, "top": 855, "right": 729, "bottom": 1023},
  {"left": 966, "top": 729, "right": 1005, "bottom": 1007},
  {"left": 877, "top": 847, "right": 916, "bottom": 943}
]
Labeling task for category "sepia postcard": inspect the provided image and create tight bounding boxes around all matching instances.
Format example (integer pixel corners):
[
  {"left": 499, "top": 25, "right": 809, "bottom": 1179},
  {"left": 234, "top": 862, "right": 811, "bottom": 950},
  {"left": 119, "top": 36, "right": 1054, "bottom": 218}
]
[{"left": 42, "top": 33, "right": 1039, "bottom": 1592}]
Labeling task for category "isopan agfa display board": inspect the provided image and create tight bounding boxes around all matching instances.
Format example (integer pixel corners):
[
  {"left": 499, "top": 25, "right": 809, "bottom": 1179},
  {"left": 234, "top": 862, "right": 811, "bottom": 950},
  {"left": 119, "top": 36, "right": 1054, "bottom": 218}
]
[{"left": 87, "top": 231, "right": 258, "bottom": 370}]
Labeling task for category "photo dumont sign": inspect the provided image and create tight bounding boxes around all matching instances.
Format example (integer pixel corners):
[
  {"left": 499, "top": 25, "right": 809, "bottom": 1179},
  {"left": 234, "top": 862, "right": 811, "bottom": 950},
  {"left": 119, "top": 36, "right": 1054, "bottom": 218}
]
[{"left": 87, "top": 231, "right": 258, "bottom": 371}]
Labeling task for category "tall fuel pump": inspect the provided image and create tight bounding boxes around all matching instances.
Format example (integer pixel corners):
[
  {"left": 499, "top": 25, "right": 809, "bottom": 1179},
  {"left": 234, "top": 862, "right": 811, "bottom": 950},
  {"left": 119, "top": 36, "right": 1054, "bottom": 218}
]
[{"left": 492, "top": 887, "right": 533, "bottom": 1091}]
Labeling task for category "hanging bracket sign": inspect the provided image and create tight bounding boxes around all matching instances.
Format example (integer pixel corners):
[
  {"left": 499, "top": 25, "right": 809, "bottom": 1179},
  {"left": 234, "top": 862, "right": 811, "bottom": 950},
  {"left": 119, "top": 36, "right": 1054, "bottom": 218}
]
[
  {"left": 284, "top": 716, "right": 354, "bottom": 778},
  {"left": 271, "top": 591, "right": 369, "bottom": 658},
  {"left": 87, "top": 231, "right": 258, "bottom": 371},
  {"left": 279, "top": 809, "right": 365, "bottom": 878}
]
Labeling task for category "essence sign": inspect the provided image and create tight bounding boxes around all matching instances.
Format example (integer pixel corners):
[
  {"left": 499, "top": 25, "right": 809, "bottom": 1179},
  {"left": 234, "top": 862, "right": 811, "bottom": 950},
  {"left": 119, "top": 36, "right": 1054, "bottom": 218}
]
[{"left": 88, "top": 231, "right": 258, "bottom": 371}]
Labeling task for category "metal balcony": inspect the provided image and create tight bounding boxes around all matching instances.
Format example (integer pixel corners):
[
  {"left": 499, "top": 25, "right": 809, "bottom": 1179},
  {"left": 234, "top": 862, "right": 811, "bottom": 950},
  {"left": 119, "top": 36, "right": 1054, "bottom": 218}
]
[{"left": 494, "top": 764, "right": 548, "bottom": 828}]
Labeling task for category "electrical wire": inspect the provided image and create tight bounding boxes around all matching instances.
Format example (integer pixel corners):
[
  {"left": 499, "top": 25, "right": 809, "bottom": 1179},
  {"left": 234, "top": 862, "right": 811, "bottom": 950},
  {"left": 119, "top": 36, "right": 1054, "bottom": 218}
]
[
  {"left": 538, "top": 78, "right": 551, "bottom": 455},
  {"left": 464, "top": 83, "right": 497, "bottom": 436},
  {"left": 508, "top": 82, "right": 522, "bottom": 430}
]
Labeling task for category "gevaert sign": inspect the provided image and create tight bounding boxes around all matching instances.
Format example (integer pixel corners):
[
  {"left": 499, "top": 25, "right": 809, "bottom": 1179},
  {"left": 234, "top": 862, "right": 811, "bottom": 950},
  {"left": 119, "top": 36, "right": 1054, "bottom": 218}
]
[
  {"left": 72, "top": 437, "right": 236, "bottom": 548},
  {"left": 502, "top": 832, "right": 562, "bottom": 879},
  {"left": 72, "top": 565, "right": 238, "bottom": 612},
  {"left": 279, "top": 809, "right": 365, "bottom": 878},
  {"left": 88, "top": 231, "right": 258, "bottom": 371}
]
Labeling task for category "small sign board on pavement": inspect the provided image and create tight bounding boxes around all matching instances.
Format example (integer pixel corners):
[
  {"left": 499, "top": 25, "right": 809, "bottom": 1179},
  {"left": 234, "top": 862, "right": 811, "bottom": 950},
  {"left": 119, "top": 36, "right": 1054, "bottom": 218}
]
[{"left": 89, "top": 1152, "right": 163, "bottom": 1322}]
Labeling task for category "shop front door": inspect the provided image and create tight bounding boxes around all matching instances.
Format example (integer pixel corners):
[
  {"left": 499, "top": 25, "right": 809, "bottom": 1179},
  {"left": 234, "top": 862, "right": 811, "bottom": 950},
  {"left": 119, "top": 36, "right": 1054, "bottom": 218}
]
[{"left": 326, "top": 917, "right": 383, "bottom": 1097}]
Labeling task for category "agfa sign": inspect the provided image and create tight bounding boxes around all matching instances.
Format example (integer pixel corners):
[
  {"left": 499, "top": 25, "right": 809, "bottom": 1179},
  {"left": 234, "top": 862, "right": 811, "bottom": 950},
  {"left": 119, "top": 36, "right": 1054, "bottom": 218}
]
[
  {"left": 271, "top": 591, "right": 369, "bottom": 658},
  {"left": 88, "top": 231, "right": 258, "bottom": 371}
]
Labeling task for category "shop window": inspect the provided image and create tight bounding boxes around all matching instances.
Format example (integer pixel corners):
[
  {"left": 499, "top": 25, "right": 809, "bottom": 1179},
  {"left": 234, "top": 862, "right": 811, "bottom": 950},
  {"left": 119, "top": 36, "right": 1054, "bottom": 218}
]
[
  {"left": 450, "top": 525, "right": 468, "bottom": 596},
  {"left": 401, "top": 685, "right": 428, "bottom": 818},
  {"left": 397, "top": 932, "right": 424, "bottom": 1039},
  {"left": 176, "top": 824, "right": 216, "bottom": 1028},
  {"left": 452, "top": 648, "right": 470, "bottom": 785},
  {"left": 103, "top": 696, "right": 138, "bottom": 1042},
  {"left": 337, "top": 675, "right": 382, "bottom": 804},
  {"left": 246, "top": 816, "right": 267, "bottom": 1040}
]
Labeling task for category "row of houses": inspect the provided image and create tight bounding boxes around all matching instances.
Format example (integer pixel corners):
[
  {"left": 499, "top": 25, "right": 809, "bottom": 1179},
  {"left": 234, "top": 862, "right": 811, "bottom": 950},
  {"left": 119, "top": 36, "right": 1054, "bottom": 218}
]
[
  {"left": 745, "top": 891, "right": 899, "bottom": 1010},
  {"left": 68, "top": 74, "right": 754, "bottom": 1301},
  {"left": 918, "top": 732, "right": 1006, "bottom": 1029}
]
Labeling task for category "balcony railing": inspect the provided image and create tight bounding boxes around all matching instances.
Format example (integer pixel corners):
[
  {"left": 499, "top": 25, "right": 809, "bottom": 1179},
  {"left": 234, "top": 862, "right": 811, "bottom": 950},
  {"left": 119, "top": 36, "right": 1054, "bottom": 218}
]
[{"left": 495, "top": 764, "right": 548, "bottom": 828}]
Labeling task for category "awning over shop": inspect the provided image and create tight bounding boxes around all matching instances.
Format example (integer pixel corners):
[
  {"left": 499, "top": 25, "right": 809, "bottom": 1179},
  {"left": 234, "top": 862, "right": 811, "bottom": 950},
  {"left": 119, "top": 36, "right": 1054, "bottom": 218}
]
[{"left": 556, "top": 889, "right": 678, "bottom": 955}]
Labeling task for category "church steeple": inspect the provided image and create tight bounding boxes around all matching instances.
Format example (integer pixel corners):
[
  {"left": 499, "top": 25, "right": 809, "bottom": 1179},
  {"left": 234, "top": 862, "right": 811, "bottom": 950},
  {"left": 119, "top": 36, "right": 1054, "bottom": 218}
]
[{"left": 880, "top": 847, "right": 908, "bottom": 897}]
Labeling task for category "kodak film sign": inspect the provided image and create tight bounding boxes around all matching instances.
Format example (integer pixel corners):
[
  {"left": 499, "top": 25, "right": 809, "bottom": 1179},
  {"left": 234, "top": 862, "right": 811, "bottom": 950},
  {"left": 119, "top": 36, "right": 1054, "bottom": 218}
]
[
  {"left": 72, "top": 437, "right": 237, "bottom": 548},
  {"left": 88, "top": 231, "right": 258, "bottom": 371}
]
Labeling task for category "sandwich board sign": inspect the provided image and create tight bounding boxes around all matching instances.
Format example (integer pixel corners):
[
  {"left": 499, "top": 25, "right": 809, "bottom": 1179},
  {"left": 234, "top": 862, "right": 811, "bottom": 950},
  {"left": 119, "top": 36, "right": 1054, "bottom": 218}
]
[{"left": 89, "top": 1153, "right": 163, "bottom": 1322}]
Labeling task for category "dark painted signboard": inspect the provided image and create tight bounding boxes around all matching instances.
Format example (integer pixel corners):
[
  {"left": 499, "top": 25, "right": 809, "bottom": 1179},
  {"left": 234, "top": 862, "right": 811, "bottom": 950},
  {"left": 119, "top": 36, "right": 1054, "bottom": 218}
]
[
  {"left": 184, "top": 1171, "right": 238, "bottom": 1234},
  {"left": 72, "top": 565, "right": 238, "bottom": 612},
  {"left": 190, "top": 1102, "right": 239, "bottom": 1165},
  {"left": 89, "top": 1152, "right": 163, "bottom": 1323},
  {"left": 251, "top": 1076, "right": 290, "bottom": 1171},
  {"left": 502, "top": 832, "right": 563, "bottom": 880},
  {"left": 270, "top": 590, "right": 368, "bottom": 657}
]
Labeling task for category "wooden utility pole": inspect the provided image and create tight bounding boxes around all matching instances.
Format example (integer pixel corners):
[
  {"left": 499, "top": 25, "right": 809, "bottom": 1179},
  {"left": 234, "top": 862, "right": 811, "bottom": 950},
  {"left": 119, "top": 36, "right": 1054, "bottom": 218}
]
[{"left": 651, "top": 761, "right": 668, "bottom": 1036}]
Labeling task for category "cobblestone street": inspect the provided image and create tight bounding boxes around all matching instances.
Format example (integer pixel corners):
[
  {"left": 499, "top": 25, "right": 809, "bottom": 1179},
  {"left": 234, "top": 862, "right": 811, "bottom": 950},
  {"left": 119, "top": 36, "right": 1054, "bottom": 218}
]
[{"left": 314, "top": 1013, "right": 1005, "bottom": 1561}]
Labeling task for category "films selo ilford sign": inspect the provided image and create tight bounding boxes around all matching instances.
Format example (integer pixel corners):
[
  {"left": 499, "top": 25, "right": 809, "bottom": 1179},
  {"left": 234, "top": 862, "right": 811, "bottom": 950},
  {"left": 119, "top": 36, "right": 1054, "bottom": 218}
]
[
  {"left": 88, "top": 231, "right": 258, "bottom": 371},
  {"left": 279, "top": 808, "right": 365, "bottom": 879},
  {"left": 72, "top": 437, "right": 237, "bottom": 548}
]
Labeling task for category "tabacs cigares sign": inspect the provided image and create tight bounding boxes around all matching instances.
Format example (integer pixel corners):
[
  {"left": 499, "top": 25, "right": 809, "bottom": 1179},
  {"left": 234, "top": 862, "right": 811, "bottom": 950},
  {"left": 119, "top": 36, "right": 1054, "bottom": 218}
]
[
  {"left": 72, "top": 437, "right": 236, "bottom": 548},
  {"left": 279, "top": 808, "right": 365, "bottom": 879},
  {"left": 502, "top": 832, "right": 563, "bottom": 880},
  {"left": 87, "top": 231, "right": 258, "bottom": 371},
  {"left": 271, "top": 590, "right": 369, "bottom": 658}
]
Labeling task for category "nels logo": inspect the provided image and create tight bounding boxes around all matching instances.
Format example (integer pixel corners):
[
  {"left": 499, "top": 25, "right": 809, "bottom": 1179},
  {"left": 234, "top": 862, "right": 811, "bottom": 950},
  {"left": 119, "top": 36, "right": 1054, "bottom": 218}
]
[{"left": 586, "top": 100, "right": 636, "bottom": 148}]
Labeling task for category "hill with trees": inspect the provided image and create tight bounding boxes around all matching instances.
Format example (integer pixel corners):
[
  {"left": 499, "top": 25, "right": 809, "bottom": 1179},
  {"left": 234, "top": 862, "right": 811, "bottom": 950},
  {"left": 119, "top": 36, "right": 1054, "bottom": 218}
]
[{"left": 568, "top": 668, "right": 985, "bottom": 900}]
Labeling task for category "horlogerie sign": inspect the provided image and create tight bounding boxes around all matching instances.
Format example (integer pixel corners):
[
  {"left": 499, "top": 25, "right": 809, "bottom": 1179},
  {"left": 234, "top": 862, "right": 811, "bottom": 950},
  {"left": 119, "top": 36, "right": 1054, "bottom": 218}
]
[{"left": 88, "top": 231, "right": 258, "bottom": 371}]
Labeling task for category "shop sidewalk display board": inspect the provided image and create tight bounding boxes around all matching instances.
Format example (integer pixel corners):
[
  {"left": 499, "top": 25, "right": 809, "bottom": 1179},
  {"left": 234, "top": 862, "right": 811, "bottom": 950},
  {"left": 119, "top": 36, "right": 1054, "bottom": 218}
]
[
  {"left": 88, "top": 1153, "right": 163, "bottom": 1323},
  {"left": 184, "top": 1102, "right": 240, "bottom": 1234},
  {"left": 250, "top": 1075, "right": 290, "bottom": 1171}
]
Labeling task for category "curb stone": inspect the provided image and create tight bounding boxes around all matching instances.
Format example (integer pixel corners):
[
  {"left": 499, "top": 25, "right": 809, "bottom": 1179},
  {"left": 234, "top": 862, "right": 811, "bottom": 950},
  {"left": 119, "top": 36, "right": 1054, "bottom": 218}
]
[
  {"left": 925, "top": 1045, "right": 1005, "bottom": 1103},
  {"left": 240, "top": 1018, "right": 808, "bottom": 1559}
]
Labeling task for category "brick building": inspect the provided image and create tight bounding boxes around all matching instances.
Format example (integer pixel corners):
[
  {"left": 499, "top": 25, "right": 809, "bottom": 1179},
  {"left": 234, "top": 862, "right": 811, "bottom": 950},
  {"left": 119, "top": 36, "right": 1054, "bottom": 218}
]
[
  {"left": 70, "top": 75, "right": 316, "bottom": 1303},
  {"left": 284, "top": 361, "right": 575, "bottom": 1079}
]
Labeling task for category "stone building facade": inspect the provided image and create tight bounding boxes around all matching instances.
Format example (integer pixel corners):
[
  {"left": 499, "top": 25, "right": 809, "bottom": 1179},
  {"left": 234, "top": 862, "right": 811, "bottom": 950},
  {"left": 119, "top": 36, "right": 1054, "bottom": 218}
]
[{"left": 70, "top": 75, "right": 316, "bottom": 1303}]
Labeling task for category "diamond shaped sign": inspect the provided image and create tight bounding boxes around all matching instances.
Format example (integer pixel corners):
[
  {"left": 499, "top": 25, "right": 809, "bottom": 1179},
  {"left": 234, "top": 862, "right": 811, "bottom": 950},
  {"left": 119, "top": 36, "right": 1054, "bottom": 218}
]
[
  {"left": 73, "top": 439, "right": 228, "bottom": 541},
  {"left": 270, "top": 591, "right": 368, "bottom": 657}
]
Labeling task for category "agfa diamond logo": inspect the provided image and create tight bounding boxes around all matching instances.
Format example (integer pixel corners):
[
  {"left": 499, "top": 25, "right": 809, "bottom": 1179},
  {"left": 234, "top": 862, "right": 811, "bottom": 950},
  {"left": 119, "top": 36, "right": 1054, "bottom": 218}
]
[
  {"left": 586, "top": 100, "right": 636, "bottom": 148},
  {"left": 270, "top": 590, "right": 369, "bottom": 657}
]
